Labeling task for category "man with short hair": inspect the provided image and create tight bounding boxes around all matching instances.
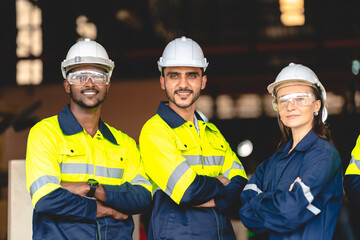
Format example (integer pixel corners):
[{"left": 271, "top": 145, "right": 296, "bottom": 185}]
[
  {"left": 139, "top": 36, "right": 248, "bottom": 240},
  {"left": 26, "top": 38, "right": 152, "bottom": 239}
]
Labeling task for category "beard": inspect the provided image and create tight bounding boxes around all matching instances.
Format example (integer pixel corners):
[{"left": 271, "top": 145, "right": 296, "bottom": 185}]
[
  {"left": 165, "top": 87, "right": 201, "bottom": 109},
  {"left": 69, "top": 87, "right": 107, "bottom": 109}
]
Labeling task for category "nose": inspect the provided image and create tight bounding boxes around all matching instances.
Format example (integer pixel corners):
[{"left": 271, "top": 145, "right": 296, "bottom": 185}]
[
  {"left": 286, "top": 98, "right": 296, "bottom": 110},
  {"left": 84, "top": 76, "right": 96, "bottom": 86},
  {"left": 178, "top": 75, "right": 189, "bottom": 88}
]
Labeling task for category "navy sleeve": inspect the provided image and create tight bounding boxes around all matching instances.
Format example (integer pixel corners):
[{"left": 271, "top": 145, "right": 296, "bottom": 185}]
[
  {"left": 35, "top": 188, "right": 97, "bottom": 221},
  {"left": 344, "top": 174, "right": 360, "bottom": 205},
  {"left": 214, "top": 176, "right": 248, "bottom": 216},
  {"left": 248, "top": 146, "right": 342, "bottom": 233},
  {"left": 239, "top": 161, "right": 267, "bottom": 234},
  {"left": 103, "top": 183, "right": 152, "bottom": 215},
  {"left": 180, "top": 175, "right": 226, "bottom": 205}
]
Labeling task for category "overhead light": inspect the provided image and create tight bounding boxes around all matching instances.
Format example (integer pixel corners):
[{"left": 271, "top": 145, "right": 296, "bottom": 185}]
[
  {"left": 352, "top": 60, "right": 360, "bottom": 75},
  {"left": 279, "top": 0, "right": 305, "bottom": 26},
  {"left": 237, "top": 139, "right": 253, "bottom": 158}
]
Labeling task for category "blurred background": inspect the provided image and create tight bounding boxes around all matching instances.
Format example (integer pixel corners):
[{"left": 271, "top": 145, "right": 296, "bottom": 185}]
[{"left": 1, "top": 0, "right": 360, "bottom": 239}]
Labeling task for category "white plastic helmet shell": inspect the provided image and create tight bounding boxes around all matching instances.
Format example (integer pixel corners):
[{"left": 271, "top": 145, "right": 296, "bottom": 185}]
[
  {"left": 61, "top": 38, "right": 114, "bottom": 79},
  {"left": 158, "top": 36, "right": 209, "bottom": 73},
  {"left": 267, "top": 63, "right": 328, "bottom": 121}
]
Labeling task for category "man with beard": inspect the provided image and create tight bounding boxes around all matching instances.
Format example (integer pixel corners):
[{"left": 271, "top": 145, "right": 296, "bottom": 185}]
[
  {"left": 25, "top": 38, "right": 152, "bottom": 240},
  {"left": 139, "top": 36, "right": 248, "bottom": 240}
]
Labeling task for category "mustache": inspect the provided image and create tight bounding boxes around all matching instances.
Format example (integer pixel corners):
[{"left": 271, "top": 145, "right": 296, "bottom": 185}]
[{"left": 175, "top": 88, "right": 193, "bottom": 94}]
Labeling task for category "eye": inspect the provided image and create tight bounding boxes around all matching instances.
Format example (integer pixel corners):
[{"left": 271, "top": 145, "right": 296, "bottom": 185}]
[
  {"left": 279, "top": 99, "right": 288, "bottom": 104},
  {"left": 169, "top": 74, "right": 178, "bottom": 79},
  {"left": 188, "top": 73, "right": 198, "bottom": 79},
  {"left": 75, "top": 75, "right": 86, "bottom": 81}
]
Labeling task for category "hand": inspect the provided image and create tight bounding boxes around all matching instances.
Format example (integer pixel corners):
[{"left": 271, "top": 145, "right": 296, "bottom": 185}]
[
  {"left": 61, "top": 182, "right": 89, "bottom": 196},
  {"left": 193, "top": 199, "right": 216, "bottom": 208},
  {"left": 216, "top": 176, "right": 229, "bottom": 186},
  {"left": 96, "top": 201, "right": 128, "bottom": 220},
  {"left": 289, "top": 177, "right": 302, "bottom": 191}
]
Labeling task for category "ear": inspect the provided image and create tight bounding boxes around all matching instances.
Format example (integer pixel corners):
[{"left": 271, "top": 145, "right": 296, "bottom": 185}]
[
  {"left": 314, "top": 99, "right": 321, "bottom": 113},
  {"left": 63, "top": 80, "right": 71, "bottom": 94},
  {"left": 201, "top": 75, "right": 207, "bottom": 90},
  {"left": 160, "top": 76, "right": 165, "bottom": 90},
  {"left": 106, "top": 82, "right": 111, "bottom": 92}
]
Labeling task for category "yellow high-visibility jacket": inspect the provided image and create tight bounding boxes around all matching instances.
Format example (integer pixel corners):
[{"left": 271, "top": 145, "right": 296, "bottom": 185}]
[
  {"left": 344, "top": 134, "right": 360, "bottom": 205},
  {"left": 26, "top": 104, "right": 152, "bottom": 240},
  {"left": 139, "top": 102, "right": 248, "bottom": 240}
]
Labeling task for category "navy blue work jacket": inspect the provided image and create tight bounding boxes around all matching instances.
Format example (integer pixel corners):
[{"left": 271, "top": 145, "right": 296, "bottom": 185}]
[{"left": 239, "top": 130, "right": 343, "bottom": 240}]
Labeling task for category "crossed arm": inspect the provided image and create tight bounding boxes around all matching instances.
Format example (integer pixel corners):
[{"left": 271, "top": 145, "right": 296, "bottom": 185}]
[
  {"left": 61, "top": 182, "right": 128, "bottom": 220},
  {"left": 193, "top": 176, "right": 229, "bottom": 207}
]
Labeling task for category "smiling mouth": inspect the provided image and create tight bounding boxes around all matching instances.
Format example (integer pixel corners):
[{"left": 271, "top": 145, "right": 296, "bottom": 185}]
[
  {"left": 82, "top": 89, "right": 99, "bottom": 95},
  {"left": 175, "top": 89, "right": 193, "bottom": 97}
]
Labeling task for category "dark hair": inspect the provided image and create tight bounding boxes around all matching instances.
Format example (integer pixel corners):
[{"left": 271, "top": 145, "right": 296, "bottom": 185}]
[{"left": 276, "top": 84, "right": 332, "bottom": 148}]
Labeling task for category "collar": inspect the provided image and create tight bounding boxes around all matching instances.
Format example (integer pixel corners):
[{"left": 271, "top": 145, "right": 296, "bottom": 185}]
[
  {"left": 156, "top": 101, "right": 204, "bottom": 128},
  {"left": 58, "top": 104, "right": 118, "bottom": 145},
  {"left": 279, "top": 129, "right": 318, "bottom": 153}
]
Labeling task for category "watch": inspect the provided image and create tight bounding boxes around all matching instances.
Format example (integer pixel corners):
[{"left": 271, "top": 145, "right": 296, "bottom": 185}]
[{"left": 86, "top": 179, "right": 99, "bottom": 198}]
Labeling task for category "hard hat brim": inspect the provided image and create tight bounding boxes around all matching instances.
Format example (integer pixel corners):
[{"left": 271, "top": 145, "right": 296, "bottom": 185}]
[{"left": 267, "top": 79, "right": 315, "bottom": 95}]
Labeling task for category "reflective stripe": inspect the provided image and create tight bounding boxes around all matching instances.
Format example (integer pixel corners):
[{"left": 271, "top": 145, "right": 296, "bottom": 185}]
[
  {"left": 349, "top": 156, "right": 360, "bottom": 169},
  {"left": 153, "top": 186, "right": 161, "bottom": 196},
  {"left": 204, "top": 156, "right": 225, "bottom": 166},
  {"left": 96, "top": 166, "right": 124, "bottom": 179},
  {"left": 307, "top": 204, "right": 321, "bottom": 215},
  {"left": 223, "top": 161, "right": 244, "bottom": 179},
  {"left": 243, "top": 183, "right": 263, "bottom": 194},
  {"left": 165, "top": 161, "right": 190, "bottom": 196},
  {"left": 298, "top": 181, "right": 321, "bottom": 215},
  {"left": 30, "top": 175, "right": 60, "bottom": 198},
  {"left": 131, "top": 174, "right": 152, "bottom": 186},
  {"left": 184, "top": 155, "right": 202, "bottom": 165},
  {"left": 60, "top": 163, "right": 124, "bottom": 179},
  {"left": 184, "top": 155, "right": 225, "bottom": 166},
  {"left": 60, "top": 163, "right": 94, "bottom": 175}
]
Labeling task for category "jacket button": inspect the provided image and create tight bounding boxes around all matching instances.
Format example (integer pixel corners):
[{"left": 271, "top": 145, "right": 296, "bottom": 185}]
[
  {"left": 70, "top": 149, "right": 74, "bottom": 153},
  {"left": 189, "top": 124, "right": 193, "bottom": 127},
  {"left": 120, "top": 157, "right": 123, "bottom": 161},
  {"left": 221, "top": 145, "right": 224, "bottom": 148},
  {"left": 184, "top": 144, "right": 187, "bottom": 148}
]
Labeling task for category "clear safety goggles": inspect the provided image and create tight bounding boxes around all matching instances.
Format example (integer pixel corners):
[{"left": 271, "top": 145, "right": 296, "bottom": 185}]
[
  {"left": 272, "top": 92, "right": 316, "bottom": 111},
  {"left": 67, "top": 70, "right": 110, "bottom": 85}
]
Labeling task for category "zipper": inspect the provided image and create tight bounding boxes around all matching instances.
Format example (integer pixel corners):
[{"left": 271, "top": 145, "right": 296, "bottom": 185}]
[{"left": 210, "top": 208, "right": 222, "bottom": 240}]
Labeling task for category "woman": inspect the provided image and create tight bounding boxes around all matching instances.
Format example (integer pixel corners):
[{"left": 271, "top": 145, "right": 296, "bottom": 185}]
[{"left": 239, "top": 63, "right": 343, "bottom": 239}]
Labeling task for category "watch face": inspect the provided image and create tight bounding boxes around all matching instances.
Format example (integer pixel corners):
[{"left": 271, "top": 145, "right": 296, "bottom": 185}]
[{"left": 88, "top": 179, "right": 99, "bottom": 185}]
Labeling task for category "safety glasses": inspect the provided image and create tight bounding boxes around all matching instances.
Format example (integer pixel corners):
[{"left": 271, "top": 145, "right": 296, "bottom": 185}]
[
  {"left": 272, "top": 92, "right": 316, "bottom": 111},
  {"left": 67, "top": 70, "right": 110, "bottom": 85}
]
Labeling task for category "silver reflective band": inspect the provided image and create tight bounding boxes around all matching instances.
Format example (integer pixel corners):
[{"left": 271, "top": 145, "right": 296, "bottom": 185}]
[
  {"left": 130, "top": 174, "right": 152, "bottom": 187},
  {"left": 165, "top": 161, "right": 190, "bottom": 197},
  {"left": 243, "top": 183, "right": 263, "bottom": 194},
  {"left": 298, "top": 181, "right": 321, "bottom": 215},
  {"left": 59, "top": 163, "right": 124, "bottom": 179},
  {"left": 96, "top": 166, "right": 124, "bottom": 179},
  {"left": 67, "top": 70, "right": 109, "bottom": 85},
  {"left": 184, "top": 155, "right": 225, "bottom": 166},
  {"left": 349, "top": 155, "right": 360, "bottom": 169},
  {"left": 30, "top": 175, "right": 60, "bottom": 198},
  {"left": 272, "top": 92, "right": 315, "bottom": 111},
  {"left": 223, "top": 161, "right": 244, "bottom": 179}
]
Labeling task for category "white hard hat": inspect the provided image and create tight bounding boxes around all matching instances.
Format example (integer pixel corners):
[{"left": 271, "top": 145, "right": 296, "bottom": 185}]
[
  {"left": 61, "top": 38, "right": 114, "bottom": 79},
  {"left": 267, "top": 63, "right": 328, "bottom": 121},
  {"left": 158, "top": 36, "right": 209, "bottom": 73}
]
